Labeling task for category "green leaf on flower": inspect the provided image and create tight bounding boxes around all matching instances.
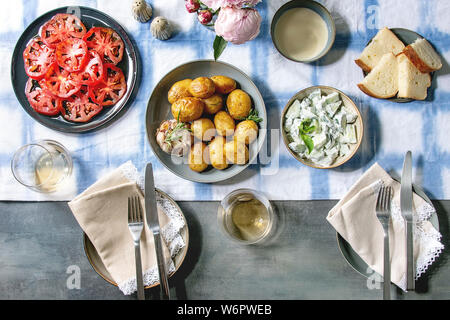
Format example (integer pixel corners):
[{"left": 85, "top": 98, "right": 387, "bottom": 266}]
[{"left": 213, "top": 35, "right": 227, "bottom": 61}]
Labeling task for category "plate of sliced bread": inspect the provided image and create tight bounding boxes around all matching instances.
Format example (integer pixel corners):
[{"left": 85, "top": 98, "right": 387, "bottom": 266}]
[{"left": 355, "top": 27, "right": 442, "bottom": 102}]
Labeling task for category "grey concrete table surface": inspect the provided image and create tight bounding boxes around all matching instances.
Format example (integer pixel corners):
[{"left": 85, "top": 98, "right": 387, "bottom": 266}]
[{"left": 0, "top": 200, "right": 448, "bottom": 300}]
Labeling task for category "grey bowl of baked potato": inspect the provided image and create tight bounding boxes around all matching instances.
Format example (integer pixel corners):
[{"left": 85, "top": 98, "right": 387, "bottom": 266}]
[{"left": 146, "top": 60, "right": 267, "bottom": 184}]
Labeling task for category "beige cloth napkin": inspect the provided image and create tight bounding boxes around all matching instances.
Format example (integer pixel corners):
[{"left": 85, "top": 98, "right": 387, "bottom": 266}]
[
  {"left": 327, "top": 163, "right": 443, "bottom": 290},
  {"left": 68, "top": 164, "right": 174, "bottom": 295}
]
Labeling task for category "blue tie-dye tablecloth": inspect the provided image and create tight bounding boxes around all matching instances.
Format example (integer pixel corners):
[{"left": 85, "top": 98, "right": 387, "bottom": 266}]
[{"left": 0, "top": 0, "right": 449, "bottom": 201}]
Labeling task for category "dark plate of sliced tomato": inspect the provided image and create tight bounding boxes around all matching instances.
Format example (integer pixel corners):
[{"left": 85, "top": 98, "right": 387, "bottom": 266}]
[{"left": 11, "top": 6, "right": 139, "bottom": 133}]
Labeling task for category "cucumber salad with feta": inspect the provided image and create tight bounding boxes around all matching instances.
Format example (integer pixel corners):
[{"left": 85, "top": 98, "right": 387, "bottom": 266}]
[{"left": 284, "top": 89, "right": 359, "bottom": 167}]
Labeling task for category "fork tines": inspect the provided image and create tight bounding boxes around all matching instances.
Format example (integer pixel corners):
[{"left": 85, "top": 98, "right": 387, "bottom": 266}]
[
  {"left": 128, "top": 196, "right": 143, "bottom": 223},
  {"left": 376, "top": 186, "right": 392, "bottom": 220}
]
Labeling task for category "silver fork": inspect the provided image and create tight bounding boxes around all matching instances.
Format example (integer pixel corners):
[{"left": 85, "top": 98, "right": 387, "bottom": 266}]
[
  {"left": 375, "top": 185, "right": 393, "bottom": 300},
  {"left": 128, "top": 196, "right": 145, "bottom": 300}
]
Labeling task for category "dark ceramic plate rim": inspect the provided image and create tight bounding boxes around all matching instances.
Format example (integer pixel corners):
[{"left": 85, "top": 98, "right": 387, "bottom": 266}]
[
  {"left": 362, "top": 28, "right": 433, "bottom": 104},
  {"left": 337, "top": 176, "right": 439, "bottom": 278},
  {"left": 11, "top": 6, "right": 139, "bottom": 133},
  {"left": 83, "top": 188, "right": 189, "bottom": 289},
  {"left": 145, "top": 59, "right": 267, "bottom": 184},
  {"left": 270, "top": 0, "right": 336, "bottom": 63}
]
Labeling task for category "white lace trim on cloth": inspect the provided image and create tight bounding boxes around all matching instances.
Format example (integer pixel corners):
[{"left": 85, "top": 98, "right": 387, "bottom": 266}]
[
  {"left": 118, "top": 261, "right": 176, "bottom": 296},
  {"left": 117, "top": 161, "right": 186, "bottom": 295},
  {"left": 373, "top": 180, "right": 444, "bottom": 292}
]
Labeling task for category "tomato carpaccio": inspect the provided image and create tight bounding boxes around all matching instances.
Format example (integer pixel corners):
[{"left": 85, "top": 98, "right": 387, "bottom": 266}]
[
  {"left": 23, "top": 37, "right": 55, "bottom": 80},
  {"left": 25, "top": 78, "right": 61, "bottom": 116},
  {"left": 23, "top": 13, "right": 127, "bottom": 123},
  {"left": 60, "top": 86, "right": 103, "bottom": 122},
  {"left": 89, "top": 64, "right": 127, "bottom": 106}
]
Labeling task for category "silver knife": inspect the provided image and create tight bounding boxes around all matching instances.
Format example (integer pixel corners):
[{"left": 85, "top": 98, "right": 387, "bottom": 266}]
[
  {"left": 400, "top": 151, "right": 415, "bottom": 291},
  {"left": 145, "top": 163, "right": 170, "bottom": 300}
]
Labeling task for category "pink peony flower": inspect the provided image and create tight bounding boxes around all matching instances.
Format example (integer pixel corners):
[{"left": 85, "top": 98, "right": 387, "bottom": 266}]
[
  {"left": 185, "top": 0, "right": 200, "bottom": 13},
  {"left": 200, "top": 0, "right": 224, "bottom": 11},
  {"left": 197, "top": 10, "right": 213, "bottom": 25},
  {"left": 202, "top": 0, "right": 261, "bottom": 11},
  {"left": 214, "top": 6, "right": 261, "bottom": 44}
]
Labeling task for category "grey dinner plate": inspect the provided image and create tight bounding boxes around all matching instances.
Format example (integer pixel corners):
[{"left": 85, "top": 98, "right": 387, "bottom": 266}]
[
  {"left": 83, "top": 189, "right": 189, "bottom": 289},
  {"left": 337, "top": 177, "right": 439, "bottom": 279},
  {"left": 11, "top": 6, "right": 140, "bottom": 133},
  {"left": 145, "top": 60, "right": 267, "bottom": 184},
  {"left": 362, "top": 28, "right": 432, "bottom": 104}
]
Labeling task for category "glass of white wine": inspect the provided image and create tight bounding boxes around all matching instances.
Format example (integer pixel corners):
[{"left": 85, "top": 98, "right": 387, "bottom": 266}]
[
  {"left": 11, "top": 140, "right": 73, "bottom": 193},
  {"left": 218, "top": 189, "right": 275, "bottom": 245}
]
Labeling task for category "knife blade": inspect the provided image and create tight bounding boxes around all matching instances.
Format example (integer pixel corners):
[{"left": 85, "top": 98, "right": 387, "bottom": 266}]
[
  {"left": 400, "top": 151, "right": 415, "bottom": 291},
  {"left": 145, "top": 163, "right": 170, "bottom": 300}
]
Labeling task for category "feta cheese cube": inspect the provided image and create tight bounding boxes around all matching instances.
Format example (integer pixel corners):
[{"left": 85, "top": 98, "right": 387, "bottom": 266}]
[
  {"left": 309, "top": 149, "right": 325, "bottom": 162},
  {"left": 326, "top": 101, "right": 342, "bottom": 117},
  {"left": 285, "top": 100, "right": 302, "bottom": 119},
  {"left": 284, "top": 117, "right": 293, "bottom": 132},
  {"left": 313, "top": 133, "right": 328, "bottom": 150},
  {"left": 289, "top": 141, "right": 306, "bottom": 154},
  {"left": 300, "top": 98, "right": 311, "bottom": 109},
  {"left": 343, "top": 125, "right": 357, "bottom": 144},
  {"left": 340, "top": 144, "right": 351, "bottom": 157},
  {"left": 344, "top": 108, "right": 358, "bottom": 124},
  {"left": 308, "top": 89, "right": 321, "bottom": 101},
  {"left": 326, "top": 147, "right": 339, "bottom": 162},
  {"left": 323, "top": 92, "right": 340, "bottom": 104}
]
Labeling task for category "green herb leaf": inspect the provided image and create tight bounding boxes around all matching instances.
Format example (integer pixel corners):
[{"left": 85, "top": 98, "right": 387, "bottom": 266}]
[
  {"left": 245, "top": 108, "right": 263, "bottom": 123},
  {"left": 213, "top": 35, "right": 227, "bottom": 61},
  {"left": 303, "top": 125, "right": 316, "bottom": 134},
  {"left": 298, "top": 119, "right": 315, "bottom": 154},
  {"left": 301, "top": 134, "right": 314, "bottom": 154},
  {"left": 164, "top": 118, "right": 190, "bottom": 145}
]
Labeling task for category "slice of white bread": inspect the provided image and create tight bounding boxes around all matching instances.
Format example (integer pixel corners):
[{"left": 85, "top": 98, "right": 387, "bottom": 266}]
[
  {"left": 402, "top": 38, "right": 442, "bottom": 73},
  {"left": 397, "top": 53, "right": 431, "bottom": 100},
  {"left": 355, "top": 27, "right": 405, "bottom": 73},
  {"left": 358, "top": 52, "right": 399, "bottom": 99}
]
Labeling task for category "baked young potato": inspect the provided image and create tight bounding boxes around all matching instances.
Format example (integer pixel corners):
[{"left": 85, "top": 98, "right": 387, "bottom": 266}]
[
  {"left": 191, "top": 118, "right": 216, "bottom": 141},
  {"left": 226, "top": 89, "right": 252, "bottom": 120},
  {"left": 189, "top": 77, "right": 216, "bottom": 98},
  {"left": 202, "top": 93, "right": 223, "bottom": 115},
  {"left": 224, "top": 139, "right": 249, "bottom": 165},
  {"left": 168, "top": 79, "right": 193, "bottom": 104},
  {"left": 234, "top": 120, "right": 258, "bottom": 145},
  {"left": 208, "top": 136, "right": 228, "bottom": 170},
  {"left": 211, "top": 75, "right": 236, "bottom": 94},
  {"left": 159, "top": 75, "right": 261, "bottom": 174},
  {"left": 214, "top": 111, "right": 235, "bottom": 137},
  {"left": 171, "top": 97, "right": 205, "bottom": 122},
  {"left": 189, "top": 142, "right": 209, "bottom": 173}
]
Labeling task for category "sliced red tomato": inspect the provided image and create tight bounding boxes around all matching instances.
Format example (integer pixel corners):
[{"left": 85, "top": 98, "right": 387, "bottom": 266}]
[
  {"left": 89, "top": 64, "right": 127, "bottom": 106},
  {"left": 75, "top": 50, "right": 104, "bottom": 85},
  {"left": 60, "top": 87, "right": 103, "bottom": 122},
  {"left": 24, "top": 78, "right": 61, "bottom": 116},
  {"left": 83, "top": 27, "right": 124, "bottom": 65},
  {"left": 23, "top": 37, "right": 55, "bottom": 80},
  {"left": 40, "top": 13, "right": 87, "bottom": 48},
  {"left": 41, "top": 62, "right": 81, "bottom": 98},
  {"left": 55, "top": 38, "right": 88, "bottom": 72}
]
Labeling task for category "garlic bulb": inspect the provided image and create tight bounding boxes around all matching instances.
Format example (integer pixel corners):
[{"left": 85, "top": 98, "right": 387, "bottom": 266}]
[
  {"left": 151, "top": 16, "right": 172, "bottom": 40},
  {"left": 132, "top": 0, "right": 152, "bottom": 23},
  {"left": 156, "top": 119, "right": 192, "bottom": 157}
]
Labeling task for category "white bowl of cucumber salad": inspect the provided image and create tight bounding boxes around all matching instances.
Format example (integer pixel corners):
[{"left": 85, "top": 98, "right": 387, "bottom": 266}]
[{"left": 281, "top": 86, "right": 363, "bottom": 169}]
